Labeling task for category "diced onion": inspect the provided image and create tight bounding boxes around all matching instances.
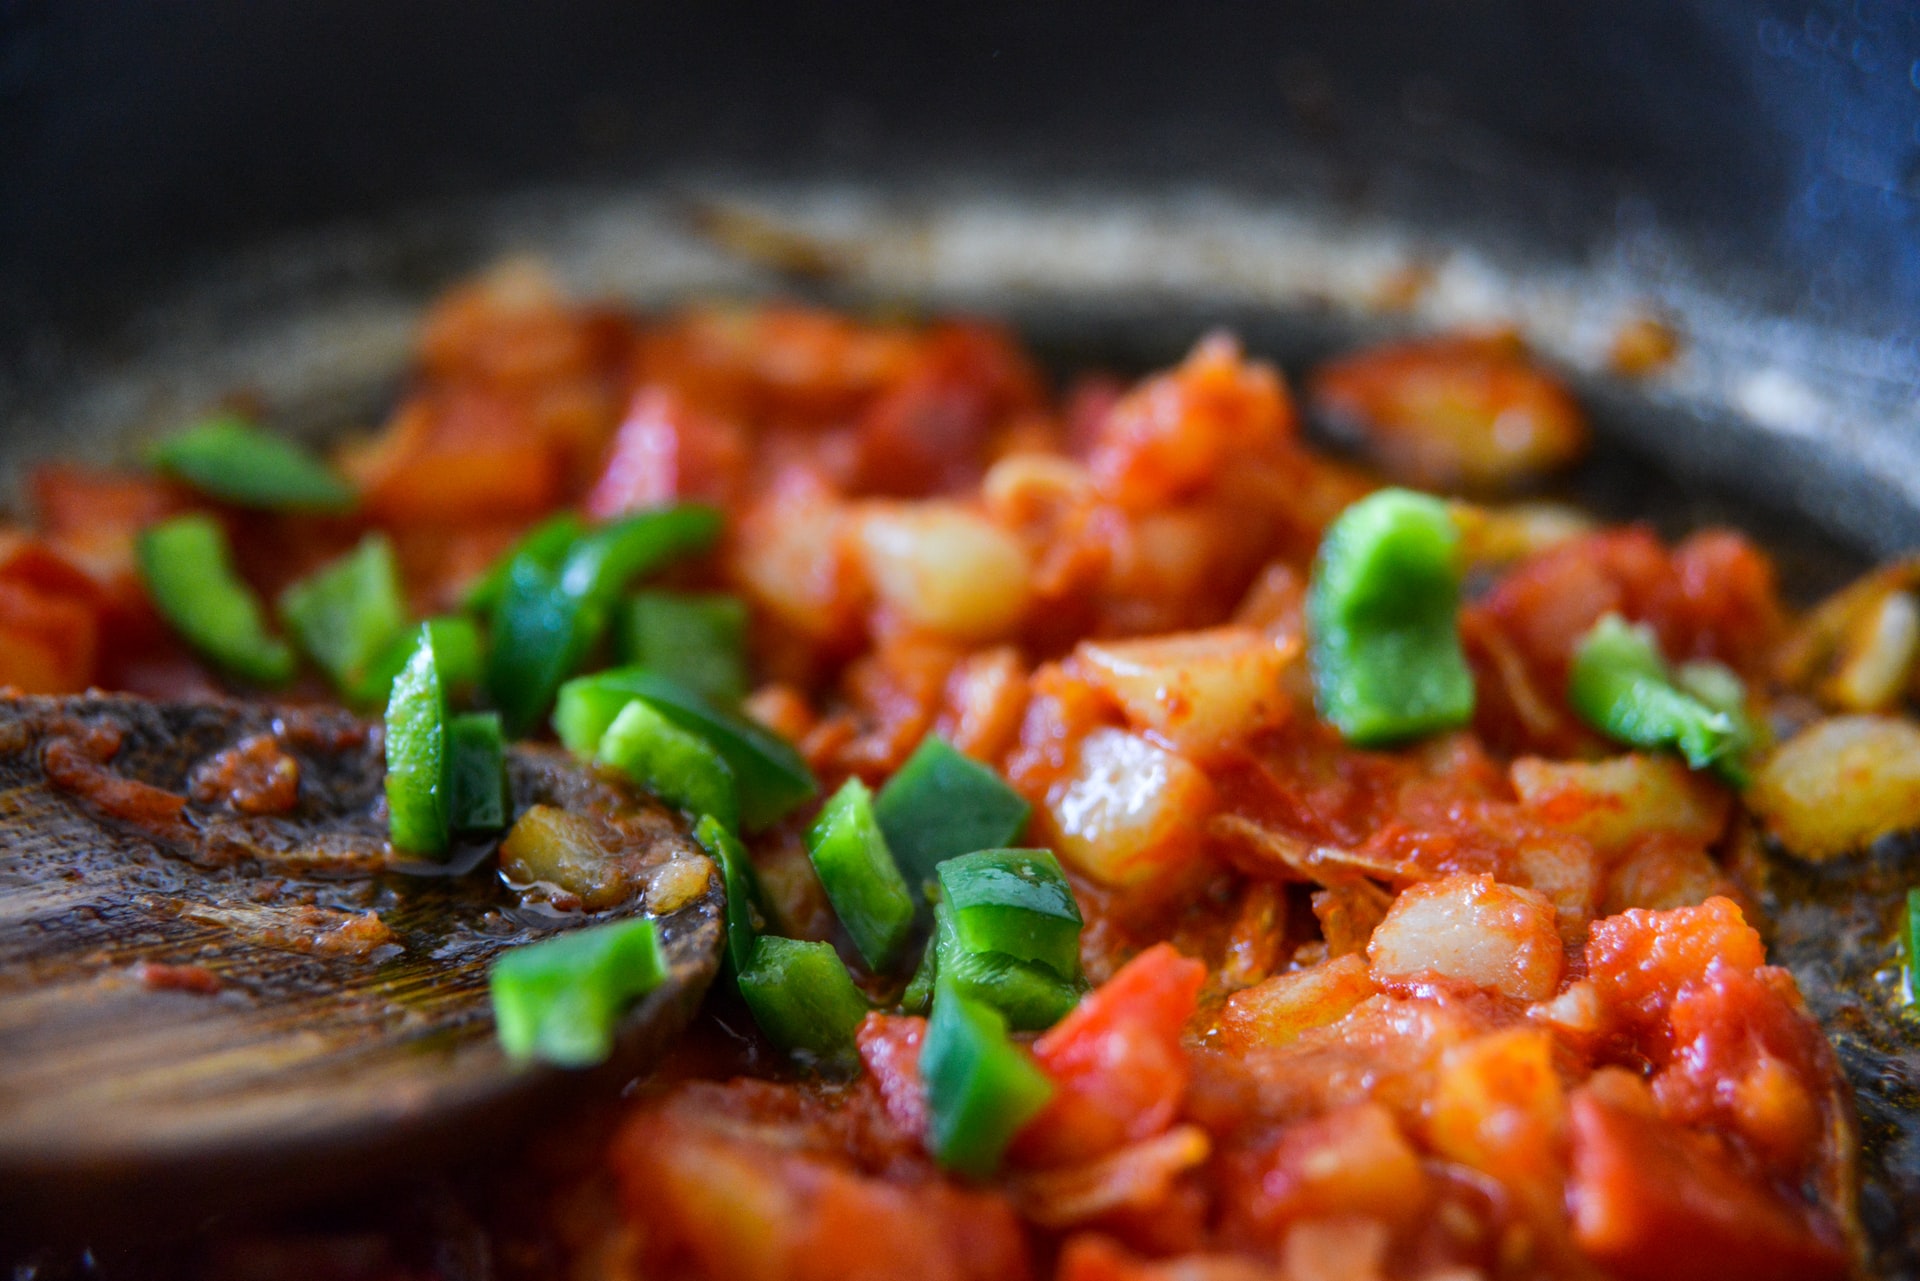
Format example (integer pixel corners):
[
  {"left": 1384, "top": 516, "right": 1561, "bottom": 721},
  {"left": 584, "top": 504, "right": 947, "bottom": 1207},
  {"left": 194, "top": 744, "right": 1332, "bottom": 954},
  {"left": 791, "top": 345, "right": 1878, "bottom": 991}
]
[{"left": 1749, "top": 715, "right": 1920, "bottom": 860}]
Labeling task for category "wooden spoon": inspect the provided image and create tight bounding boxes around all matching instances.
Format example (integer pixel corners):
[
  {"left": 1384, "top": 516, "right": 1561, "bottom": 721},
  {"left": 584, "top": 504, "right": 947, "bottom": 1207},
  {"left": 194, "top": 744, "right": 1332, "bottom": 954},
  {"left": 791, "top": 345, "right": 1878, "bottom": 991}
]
[{"left": 0, "top": 694, "right": 723, "bottom": 1223}]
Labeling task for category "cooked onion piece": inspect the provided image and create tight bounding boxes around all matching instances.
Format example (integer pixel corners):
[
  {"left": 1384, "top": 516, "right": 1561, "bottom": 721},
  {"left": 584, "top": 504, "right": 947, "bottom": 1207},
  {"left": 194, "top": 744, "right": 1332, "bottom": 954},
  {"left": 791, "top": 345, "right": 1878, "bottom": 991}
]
[
  {"left": 1367, "top": 873, "right": 1564, "bottom": 1001},
  {"left": 1212, "top": 953, "right": 1378, "bottom": 1051},
  {"left": 1822, "top": 589, "right": 1919, "bottom": 712},
  {"left": 1073, "top": 626, "right": 1300, "bottom": 761},
  {"left": 1309, "top": 333, "right": 1589, "bottom": 490},
  {"left": 1040, "top": 727, "right": 1214, "bottom": 889},
  {"left": 857, "top": 503, "right": 1032, "bottom": 641},
  {"left": 1510, "top": 753, "right": 1730, "bottom": 857},
  {"left": 1749, "top": 715, "right": 1920, "bottom": 860}
]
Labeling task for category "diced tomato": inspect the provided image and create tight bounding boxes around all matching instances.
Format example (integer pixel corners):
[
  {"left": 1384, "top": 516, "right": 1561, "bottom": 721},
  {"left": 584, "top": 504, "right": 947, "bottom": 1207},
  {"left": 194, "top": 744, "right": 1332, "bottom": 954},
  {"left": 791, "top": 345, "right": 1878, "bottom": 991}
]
[
  {"left": 1055, "top": 1232, "right": 1272, "bottom": 1281},
  {"left": 1225, "top": 1102, "right": 1430, "bottom": 1244},
  {"left": 1088, "top": 334, "right": 1296, "bottom": 512},
  {"left": 1307, "top": 331, "right": 1588, "bottom": 490},
  {"left": 0, "top": 536, "right": 108, "bottom": 694},
  {"left": 795, "top": 1163, "right": 1032, "bottom": 1281},
  {"left": 585, "top": 386, "right": 748, "bottom": 517},
  {"left": 1585, "top": 897, "right": 1765, "bottom": 1041},
  {"left": 1473, "top": 527, "right": 1671, "bottom": 693},
  {"left": 1660, "top": 529, "right": 1783, "bottom": 676},
  {"left": 1653, "top": 962, "right": 1835, "bottom": 1178},
  {"left": 1426, "top": 1027, "right": 1569, "bottom": 1224},
  {"left": 29, "top": 464, "right": 185, "bottom": 578},
  {"left": 1012, "top": 944, "right": 1205, "bottom": 1168},
  {"left": 352, "top": 390, "right": 561, "bottom": 525},
  {"left": 1474, "top": 526, "right": 1786, "bottom": 702},
  {"left": 29, "top": 464, "right": 183, "bottom": 543},
  {"left": 852, "top": 322, "right": 1045, "bottom": 498},
  {"left": 855, "top": 1013, "right": 929, "bottom": 1141},
  {"left": 614, "top": 1089, "right": 1032, "bottom": 1281},
  {"left": 1567, "top": 1073, "right": 1848, "bottom": 1281},
  {"left": 0, "top": 583, "right": 95, "bottom": 693},
  {"left": 829, "top": 636, "right": 963, "bottom": 778},
  {"left": 416, "top": 262, "right": 615, "bottom": 390},
  {"left": 637, "top": 305, "right": 922, "bottom": 427},
  {"left": 0, "top": 533, "right": 111, "bottom": 601},
  {"left": 1062, "top": 377, "right": 1126, "bottom": 458}
]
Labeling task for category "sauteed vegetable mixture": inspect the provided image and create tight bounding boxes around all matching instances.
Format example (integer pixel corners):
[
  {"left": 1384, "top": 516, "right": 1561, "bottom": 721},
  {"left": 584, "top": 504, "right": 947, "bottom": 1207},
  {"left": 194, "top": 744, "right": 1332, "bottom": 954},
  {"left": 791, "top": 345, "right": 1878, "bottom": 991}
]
[{"left": 11, "top": 263, "right": 1920, "bottom": 1280}]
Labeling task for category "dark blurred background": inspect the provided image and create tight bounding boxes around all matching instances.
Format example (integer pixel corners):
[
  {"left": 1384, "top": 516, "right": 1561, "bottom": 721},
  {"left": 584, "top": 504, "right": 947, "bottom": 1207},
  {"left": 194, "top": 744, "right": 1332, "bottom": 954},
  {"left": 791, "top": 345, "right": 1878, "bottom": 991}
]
[{"left": 2, "top": 0, "right": 1919, "bottom": 339}]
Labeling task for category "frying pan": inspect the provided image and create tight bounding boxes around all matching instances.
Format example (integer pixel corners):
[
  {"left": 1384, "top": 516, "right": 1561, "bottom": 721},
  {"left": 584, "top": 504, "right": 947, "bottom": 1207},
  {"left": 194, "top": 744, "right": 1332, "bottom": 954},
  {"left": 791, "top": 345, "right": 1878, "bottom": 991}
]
[{"left": 3, "top": 0, "right": 1920, "bottom": 1275}]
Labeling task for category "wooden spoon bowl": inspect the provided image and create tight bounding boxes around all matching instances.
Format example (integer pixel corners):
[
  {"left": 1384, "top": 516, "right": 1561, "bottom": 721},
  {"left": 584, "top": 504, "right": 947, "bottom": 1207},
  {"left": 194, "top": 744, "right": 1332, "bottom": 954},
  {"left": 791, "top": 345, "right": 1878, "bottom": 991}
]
[{"left": 0, "top": 694, "right": 723, "bottom": 1226}]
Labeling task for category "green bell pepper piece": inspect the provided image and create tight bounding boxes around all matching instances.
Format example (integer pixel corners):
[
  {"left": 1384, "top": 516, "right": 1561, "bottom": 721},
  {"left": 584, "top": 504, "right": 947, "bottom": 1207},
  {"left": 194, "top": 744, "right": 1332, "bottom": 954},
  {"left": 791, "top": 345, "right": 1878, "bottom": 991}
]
[
  {"left": 449, "top": 711, "right": 510, "bottom": 834},
  {"left": 151, "top": 413, "right": 356, "bottom": 513},
  {"left": 354, "top": 614, "right": 482, "bottom": 710},
  {"left": 806, "top": 778, "right": 916, "bottom": 971},
  {"left": 136, "top": 514, "right": 295, "bottom": 686},
  {"left": 485, "top": 505, "right": 724, "bottom": 735},
  {"left": 463, "top": 512, "right": 585, "bottom": 615},
  {"left": 384, "top": 624, "right": 452, "bottom": 855},
  {"left": 561, "top": 505, "right": 724, "bottom": 610},
  {"left": 1906, "top": 887, "right": 1920, "bottom": 1006},
  {"left": 1568, "top": 613, "right": 1753, "bottom": 785},
  {"left": 936, "top": 849, "right": 1082, "bottom": 979},
  {"left": 597, "top": 698, "right": 740, "bottom": 831},
  {"left": 901, "top": 928, "right": 940, "bottom": 1015},
  {"left": 874, "top": 735, "right": 1032, "bottom": 899},
  {"left": 488, "top": 557, "right": 590, "bottom": 737},
  {"left": 921, "top": 979, "right": 1054, "bottom": 1178},
  {"left": 617, "top": 591, "right": 750, "bottom": 705},
  {"left": 736, "top": 935, "right": 870, "bottom": 1070},
  {"left": 694, "top": 814, "right": 766, "bottom": 976},
  {"left": 553, "top": 668, "right": 816, "bottom": 829},
  {"left": 1307, "top": 487, "right": 1474, "bottom": 746},
  {"left": 490, "top": 917, "right": 667, "bottom": 1067},
  {"left": 928, "top": 896, "right": 1083, "bottom": 1031},
  {"left": 278, "top": 533, "right": 407, "bottom": 697}
]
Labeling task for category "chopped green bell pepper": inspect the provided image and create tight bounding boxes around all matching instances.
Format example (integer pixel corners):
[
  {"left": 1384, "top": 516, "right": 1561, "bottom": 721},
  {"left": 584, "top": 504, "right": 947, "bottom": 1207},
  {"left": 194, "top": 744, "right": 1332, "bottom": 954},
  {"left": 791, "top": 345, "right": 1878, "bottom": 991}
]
[
  {"left": 694, "top": 814, "right": 765, "bottom": 975},
  {"left": 151, "top": 414, "right": 356, "bottom": 513},
  {"left": 136, "top": 514, "right": 295, "bottom": 686},
  {"left": 597, "top": 698, "right": 739, "bottom": 830},
  {"left": 485, "top": 505, "right": 724, "bottom": 735},
  {"left": 278, "top": 534, "right": 407, "bottom": 697},
  {"left": 487, "top": 556, "right": 586, "bottom": 736},
  {"left": 874, "top": 735, "right": 1032, "bottom": 899},
  {"left": 807, "top": 778, "right": 916, "bottom": 971},
  {"left": 1307, "top": 487, "right": 1474, "bottom": 746},
  {"left": 463, "top": 512, "right": 585, "bottom": 615},
  {"left": 1568, "top": 613, "right": 1753, "bottom": 785},
  {"left": 921, "top": 980, "right": 1054, "bottom": 1178},
  {"left": 901, "top": 927, "right": 941, "bottom": 1015},
  {"left": 490, "top": 917, "right": 667, "bottom": 1067},
  {"left": 927, "top": 896, "right": 1084, "bottom": 1031},
  {"left": 384, "top": 625, "right": 452, "bottom": 855},
  {"left": 936, "top": 849, "right": 1082, "bottom": 979},
  {"left": 561, "top": 506, "right": 724, "bottom": 610},
  {"left": 1906, "top": 888, "right": 1920, "bottom": 1006},
  {"left": 736, "top": 935, "right": 870, "bottom": 1069},
  {"left": 355, "top": 614, "right": 482, "bottom": 709},
  {"left": 449, "top": 711, "right": 509, "bottom": 834},
  {"left": 617, "top": 591, "right": 750, "bottom": 705},
  {"left": 553, "top": 668, "right": 816, "bottom": 829}
]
